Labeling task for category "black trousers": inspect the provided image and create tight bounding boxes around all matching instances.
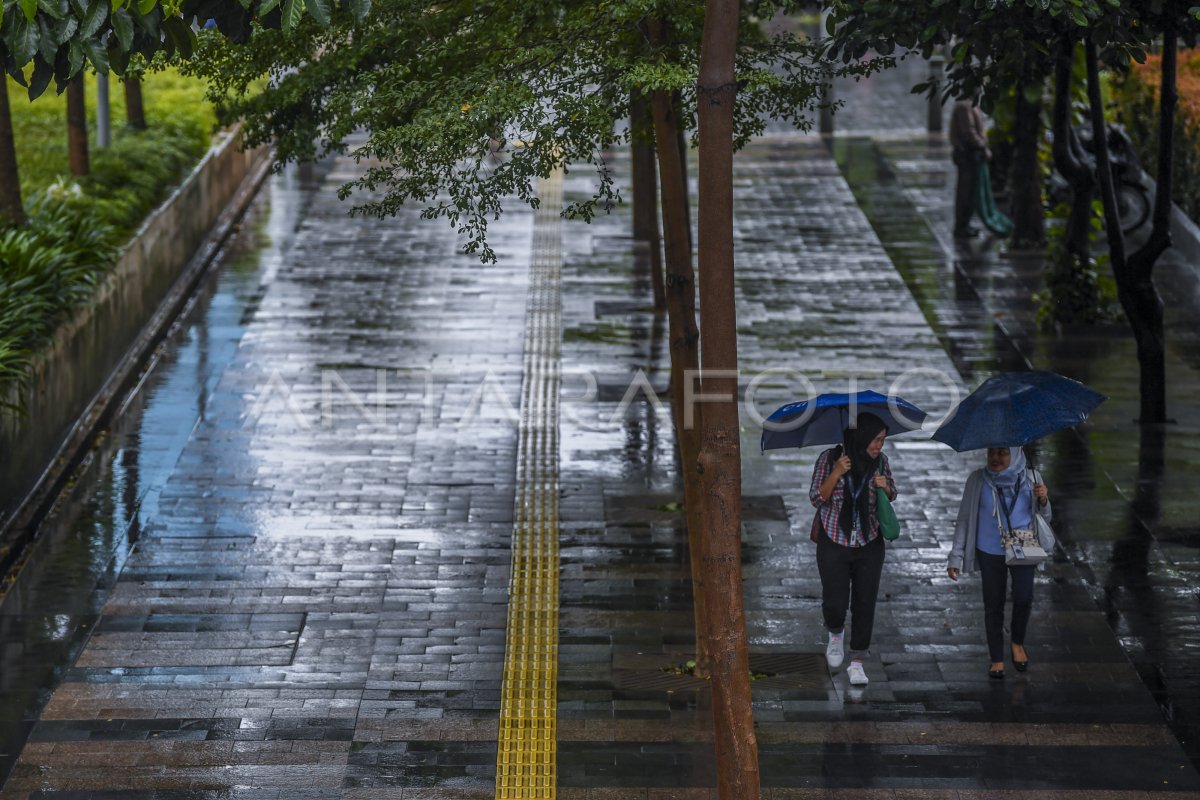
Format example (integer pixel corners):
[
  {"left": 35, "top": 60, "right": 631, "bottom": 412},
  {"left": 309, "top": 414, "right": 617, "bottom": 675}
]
[
  {"left": 976, "top": 549, "right": 1035, "bottom": 663},
  {"left": 953, "top": 147, "right": 981, "bottom": 233},
  {"left": 816, "top": 534, "right": 885, "bottom": 654}
]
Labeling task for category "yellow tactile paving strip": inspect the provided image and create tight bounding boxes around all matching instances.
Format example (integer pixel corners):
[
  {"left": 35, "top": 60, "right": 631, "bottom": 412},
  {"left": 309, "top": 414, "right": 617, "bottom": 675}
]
[{"left": 495, "top": 167, "right": 564, "bottom": 800}]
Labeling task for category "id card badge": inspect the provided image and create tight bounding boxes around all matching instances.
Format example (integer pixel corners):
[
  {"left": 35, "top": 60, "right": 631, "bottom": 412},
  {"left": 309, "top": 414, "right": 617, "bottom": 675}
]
[{"left": 1012, "top": 545, "right": 1025, "bottom": 560}]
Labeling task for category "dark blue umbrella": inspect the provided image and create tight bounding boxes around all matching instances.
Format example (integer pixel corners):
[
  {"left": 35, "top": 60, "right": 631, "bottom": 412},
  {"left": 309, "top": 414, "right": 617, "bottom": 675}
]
[
  {"left": 931, "top": 370, "right": 1106, "bottom": 452},
  {"left": 761, "top": 390, "right": 928, "bottom": 451}
]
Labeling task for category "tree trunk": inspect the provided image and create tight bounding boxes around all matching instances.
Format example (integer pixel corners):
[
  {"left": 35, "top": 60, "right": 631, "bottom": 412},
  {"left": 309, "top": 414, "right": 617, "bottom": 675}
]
[
  {"left": 674, "top": 90, "right": 693, "bottom": 254},
  {"left": 648, "top": 47, "right": 710, "bottom": 673},
  {"left": 124, "top": 77, "right": 146, "bottom": 130},
  {"left": 1010, "top": 80, "right": 1045, "bottom": 248},
  {"left": 0, "top": 80, "right": 25, "bottom": 226},
  {"left": 631, "top": 90, "right": 666, "bottom": 310},
  {"left": 66, "top": 76, "right": 89, "bottom": 177},
  {"left": 1097, "top": 33, "right": 1173, "bottom": 425},
  {"left": 1052, "top": 45, "right": 1093, "bottom": 264},
  {"left": 697, "top": 1, "right": 759, "bottom": 798}
]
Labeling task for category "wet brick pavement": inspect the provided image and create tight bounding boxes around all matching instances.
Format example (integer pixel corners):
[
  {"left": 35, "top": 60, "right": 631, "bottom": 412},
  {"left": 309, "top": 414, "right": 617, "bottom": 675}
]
[
  {"left": 2, "top": 146, "right": 535, "bottom": 797},
  {"left": 832, "top": 127, "right": 1200, "bottom": 772},
  {"left": 4, "top": 63, "right": 1200, "bottom": 799}
]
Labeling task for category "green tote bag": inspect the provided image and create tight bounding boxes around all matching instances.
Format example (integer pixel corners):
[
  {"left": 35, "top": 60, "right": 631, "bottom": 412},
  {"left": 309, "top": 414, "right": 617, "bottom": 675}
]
[{"left": 876, "top": 462, "right": 900, "bottom": 541}]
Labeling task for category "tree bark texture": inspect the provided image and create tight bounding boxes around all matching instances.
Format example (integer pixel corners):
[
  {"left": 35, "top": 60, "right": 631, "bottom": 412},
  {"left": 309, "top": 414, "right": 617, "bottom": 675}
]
[
  {"left": 1087, "top": 39, "right": 1167, "bottom": 425},
  {"left": 1052, "top": 46, "right": 1094, "bottom": 264},
  {"left": 0, "top": 81, "right": 25, "bottom": 226},
  {"left": 697, "top": 1, "right": 760, "bottom": 799},
  {"left": 631, "top": 90, "right": 666, "bottom": 310},
  {"left": 674, "top": 90, "right": 693, "bottom": 255},
  {"left": 66, "top": 76, "right": 89, "bottom": 177},
  {"left": 650, "top": 82, "right": 711, "bottom": 676},
  {"left": 1123, "top": 32, "right": 1175, "bottom": 424},
  {"left": 1009, "top": 82, "right": 1045, "bottom": 248},
  {"left": 124, "top": 78, "right": 146, "bottom": 130}
]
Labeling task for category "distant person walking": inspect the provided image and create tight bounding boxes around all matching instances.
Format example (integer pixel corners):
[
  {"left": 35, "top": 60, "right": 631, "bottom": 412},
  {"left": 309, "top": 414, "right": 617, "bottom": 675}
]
[
  {"left": 949, "top": 97, "right": 992, "bottom": 239},
  {"left": 809, "top": 412, "right": 897, "bottom": 687},
  {"left": 946, "top": 446, "right": 1051, "bottom": 679}
]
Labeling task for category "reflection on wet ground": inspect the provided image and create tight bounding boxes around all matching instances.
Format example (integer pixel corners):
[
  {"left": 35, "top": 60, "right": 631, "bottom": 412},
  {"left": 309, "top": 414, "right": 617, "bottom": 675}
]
[
  {"left": 834, "top": 129, "right": 1200, "bottom": 770},
  {"left": 0, "top": 162, "right": 323, "bottom": 785}
]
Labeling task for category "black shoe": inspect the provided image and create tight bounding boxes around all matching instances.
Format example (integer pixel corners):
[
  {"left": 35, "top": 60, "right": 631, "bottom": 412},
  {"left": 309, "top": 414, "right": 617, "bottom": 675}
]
[
  {"left": 989, "top": 668, "right": 1005, "bottom": 680},
  {"left": 1012, "top": 645, "right": 1028, "bottom": 672},
  {"left": 954, "top": 226, "right": 981, "bottom": 240}
]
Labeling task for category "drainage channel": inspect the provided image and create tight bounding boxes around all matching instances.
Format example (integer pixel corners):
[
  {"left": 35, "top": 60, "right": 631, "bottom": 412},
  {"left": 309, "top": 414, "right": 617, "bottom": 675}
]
[{"left": 0, "top": 162, "right": 327, "bottom": 789}]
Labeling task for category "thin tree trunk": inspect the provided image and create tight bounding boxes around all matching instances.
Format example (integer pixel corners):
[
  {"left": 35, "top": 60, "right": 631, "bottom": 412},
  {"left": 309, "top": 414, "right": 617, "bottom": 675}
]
[
  {"left": 1052, "top": 44, "right": 1093, "bottom": 263},
  {"left": 649, "top": 72, "right": 710, "bottom": 673},
  {"left": 1010, "top": 80, "right": 1045, "bottom": 248},
  {"left": 631, "top": 90, "right": 666, "bottom": 309},
  {"left": 66, "top": 76, "right": 89, "bottom": 177},
  {"left": 674, "top": 90, "right": 693, "bottom": 254},
  {"left": 1118, "top": 32, "right": 1174, "bottom": 425},
  {"left": 1087, "top": 40, "right": 1167, "bottom": 426},
  {"left": 697, "top": 1, "right": 759, "bottom": 798},
  {"left": 0, "top": 81, "right": 25, "bottom": 226},
  {"left": 124, "top": 77, "right": 146, "bottom": 130}
]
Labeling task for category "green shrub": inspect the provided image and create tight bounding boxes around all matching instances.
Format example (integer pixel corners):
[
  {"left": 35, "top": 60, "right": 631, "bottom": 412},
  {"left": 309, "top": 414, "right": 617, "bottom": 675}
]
[
  {"left": 0, "top": 197, "right": 121, "bottom": 411},
  {"left": 1, "top": 67, "right": 217, "bottom": 409}
]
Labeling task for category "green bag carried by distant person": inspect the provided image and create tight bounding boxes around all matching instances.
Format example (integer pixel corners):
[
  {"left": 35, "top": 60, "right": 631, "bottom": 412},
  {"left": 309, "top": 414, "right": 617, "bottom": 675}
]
[
  {"left": 975, "top": 159, "right": 1013, "bottom": 237},
  {"left": 876, "top": 462, "right": 899, "bottom": 541}
]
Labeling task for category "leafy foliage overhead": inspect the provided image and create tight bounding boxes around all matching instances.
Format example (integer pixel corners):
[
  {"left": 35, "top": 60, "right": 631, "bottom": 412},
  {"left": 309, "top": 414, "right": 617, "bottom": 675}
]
[
  {"left": 0, "top": 0, "right": 367, "bottom": 98},
  {"left": 184, "top": 0, "right": 868, "bottom": 261}
]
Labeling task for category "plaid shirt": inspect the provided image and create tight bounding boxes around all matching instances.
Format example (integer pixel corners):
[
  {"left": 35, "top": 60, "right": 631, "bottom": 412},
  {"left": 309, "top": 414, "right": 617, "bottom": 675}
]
[{"left": 809, "top": 448, "right": 897, "bottom": 547}]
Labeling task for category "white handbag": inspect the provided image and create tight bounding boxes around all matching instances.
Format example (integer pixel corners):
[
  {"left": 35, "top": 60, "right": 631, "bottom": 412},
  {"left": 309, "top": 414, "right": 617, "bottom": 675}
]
[
  {"left": 998, "top": 469, "right": 1053, "bottom": 566},
  {"left": 1002, "top": 527, "right": 1048, "bottom": 566}
]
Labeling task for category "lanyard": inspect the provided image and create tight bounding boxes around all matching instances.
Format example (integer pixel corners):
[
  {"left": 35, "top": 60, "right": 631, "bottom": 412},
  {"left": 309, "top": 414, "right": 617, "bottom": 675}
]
[
  {"left": 995, "top": 485, "right": 1020, "bottom": 533},
  {"left": 844, "top": 471, "right": 872, "bottom": 533}
]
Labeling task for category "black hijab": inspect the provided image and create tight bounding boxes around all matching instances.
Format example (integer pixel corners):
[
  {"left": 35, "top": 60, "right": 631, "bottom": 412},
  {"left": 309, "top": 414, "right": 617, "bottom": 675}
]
[{"left": 838, "top": 412, "right": 887, "bottom": 536}]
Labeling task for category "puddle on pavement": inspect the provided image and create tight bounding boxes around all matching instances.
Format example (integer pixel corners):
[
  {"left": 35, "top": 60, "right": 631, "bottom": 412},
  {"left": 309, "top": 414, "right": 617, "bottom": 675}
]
[{"left": 0, "top": 161, "right": 328, "bottom": 787}]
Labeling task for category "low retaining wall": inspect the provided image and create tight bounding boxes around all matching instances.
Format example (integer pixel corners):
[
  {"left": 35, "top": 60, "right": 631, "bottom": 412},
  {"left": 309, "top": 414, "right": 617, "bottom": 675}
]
[{"left": 0, "top": 127, "right": 269, "bottom": 557}]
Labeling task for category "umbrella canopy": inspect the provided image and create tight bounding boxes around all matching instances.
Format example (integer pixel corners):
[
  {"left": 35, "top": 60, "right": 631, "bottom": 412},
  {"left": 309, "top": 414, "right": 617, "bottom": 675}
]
[
  {"left": 761, "top": 390, "right": 928, "bottom": 451},
  {"left": 931, "top": 370, "right": 1106, "bottom": 452}
]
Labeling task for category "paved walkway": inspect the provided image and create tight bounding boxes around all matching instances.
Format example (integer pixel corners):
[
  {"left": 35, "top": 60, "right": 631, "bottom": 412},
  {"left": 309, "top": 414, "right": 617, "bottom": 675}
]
[{"left": 3, "top": 77, "right": 1200, "bottom": 799}]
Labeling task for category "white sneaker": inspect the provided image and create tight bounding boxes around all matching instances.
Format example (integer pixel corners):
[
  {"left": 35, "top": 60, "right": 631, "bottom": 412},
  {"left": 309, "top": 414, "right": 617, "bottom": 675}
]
[
  {"left": 847, "top": 661, "right": 869, "bottom": 686},
  {"left": 825, "top": 632, "right": 845, "bottom": 669}
]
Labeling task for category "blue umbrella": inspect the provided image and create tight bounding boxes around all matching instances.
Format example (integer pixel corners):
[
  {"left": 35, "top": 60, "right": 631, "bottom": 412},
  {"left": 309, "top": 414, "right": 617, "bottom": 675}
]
[
  {"left": 931, "top": 370, "right": 1106, "bottom": 452},
  {"left": 760, "top": 390, "right": 928, "bottom": 451}
]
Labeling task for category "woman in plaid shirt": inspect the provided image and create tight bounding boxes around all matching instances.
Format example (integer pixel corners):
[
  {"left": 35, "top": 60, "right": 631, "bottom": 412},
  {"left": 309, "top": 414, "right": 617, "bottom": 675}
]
[{"left": 808, "top": 412, "right": 897, "bottom": 687}]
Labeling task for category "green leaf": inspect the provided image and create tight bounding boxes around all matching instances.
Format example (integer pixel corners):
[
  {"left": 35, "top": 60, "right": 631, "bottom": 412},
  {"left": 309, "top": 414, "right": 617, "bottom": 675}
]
[
  {"left": 279, "top": 0, "right": 300, "bottom": 33},
  {"left": 305, "top": 0, "right": 328, "bottom": 25},
  {"left": 106, "top": 39, "right": 128, "bottom": 73},
  {"left": 18, "top": 0, "right": 38, "bottom": 22},
  {"left": 256, "top": 0, "right": 279, "bottom": 17},
  {"left": 38, "top": 16, "right": 58, "bottom": 61},
  {"left": 79, "top": 0, "right": 107, "bottom": 37},
  {"left": 67, "top": 36, "right": 83, "bottom": 74},
  {"left": 53, "top": 15, "right": 79, "bottom": 45},
  {"left": 136, "top": 0, "right": 155, "bottom": 16},
  {"left": 80, "top": 36, "right": 108, "bottom": 70},
  {"left": 347, "top": 0, "right": 367, "bottom": 24},
  {"left": 27, "top": 55, "right": 53, "bottom": 98},
  {"left": 36, "top": 0, "right": 66, "bottom": 19},
  {"left": 10, "top": 16, "right": 40, "bottom": 66},
  {"left": 109, "top": 7, "right": 132, "bottom": 48},
  {"left": 162, "top": 15, "right": 193, "bottom": 58}
]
